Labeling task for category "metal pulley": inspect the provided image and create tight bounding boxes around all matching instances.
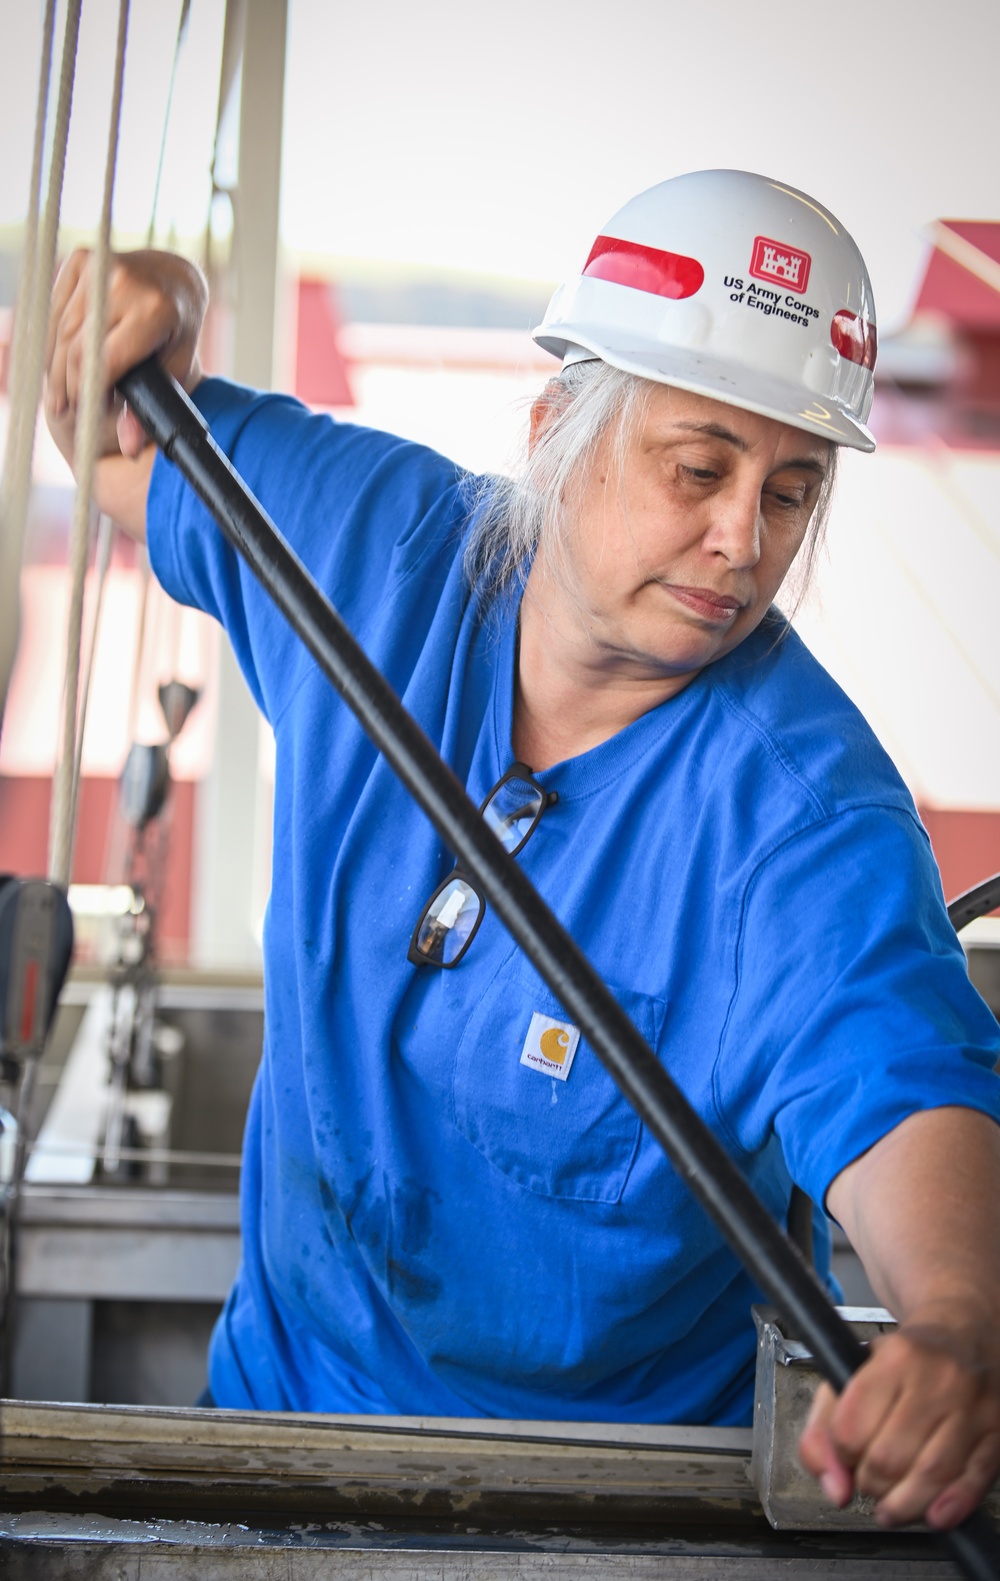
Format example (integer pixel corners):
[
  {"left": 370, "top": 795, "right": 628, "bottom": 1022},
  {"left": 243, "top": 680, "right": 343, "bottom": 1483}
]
[
  {"left": 158, "top": 680, "right": 200, "bottom": 741},
  {"left": 0, "top": 878, "right": 74, "bottom": 1083},
  {"left": 118, "top": 681, "right": 200, "bottom": 829},
  {"left": 118, "top": 742, "right": 170, "bottom": 829}
]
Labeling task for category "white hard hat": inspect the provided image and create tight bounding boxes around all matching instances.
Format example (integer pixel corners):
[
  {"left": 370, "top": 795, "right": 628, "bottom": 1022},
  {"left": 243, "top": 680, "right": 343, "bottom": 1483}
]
[{"left": 533, "top": 169, "right": 878, "bottom": 452}]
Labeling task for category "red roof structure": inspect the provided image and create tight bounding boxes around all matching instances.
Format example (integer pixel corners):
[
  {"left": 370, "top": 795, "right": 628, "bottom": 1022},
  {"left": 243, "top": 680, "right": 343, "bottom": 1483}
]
[
  {"left": 871, "top": 219, "right": 1000, "bottom": 450},
  {"left": 916, "top": 222, "right": 1000, "bottom": 330},
  {"left": 293, "top": 279, "right": 355, "bottom": 408}
]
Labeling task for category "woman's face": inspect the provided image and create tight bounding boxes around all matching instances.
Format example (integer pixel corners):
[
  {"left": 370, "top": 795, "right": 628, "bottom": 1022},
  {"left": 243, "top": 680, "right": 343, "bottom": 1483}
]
[{"left": 538, "top": 384, "right": 832, "bottom": 686}]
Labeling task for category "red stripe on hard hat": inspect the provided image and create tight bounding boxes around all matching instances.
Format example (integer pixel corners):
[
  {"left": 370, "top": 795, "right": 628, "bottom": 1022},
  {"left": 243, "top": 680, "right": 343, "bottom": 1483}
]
[
  {"left": 583, "top": 235, "right": 704, "bottom": 300},
  {"left": 831, "top": 309, "right": 877, "bottom": 370}
]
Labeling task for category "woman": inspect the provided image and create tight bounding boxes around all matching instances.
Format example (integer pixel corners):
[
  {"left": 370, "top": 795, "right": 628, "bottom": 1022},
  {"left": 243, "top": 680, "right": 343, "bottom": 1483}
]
[{"left": 45, "top": 169, "right": 1000, "bottom": 1531}]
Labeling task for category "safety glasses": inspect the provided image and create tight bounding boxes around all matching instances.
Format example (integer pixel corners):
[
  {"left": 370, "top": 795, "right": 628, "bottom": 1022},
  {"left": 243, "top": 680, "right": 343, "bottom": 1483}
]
[{"left": 408, "top": 763, "right": 557, "bottom": 968}]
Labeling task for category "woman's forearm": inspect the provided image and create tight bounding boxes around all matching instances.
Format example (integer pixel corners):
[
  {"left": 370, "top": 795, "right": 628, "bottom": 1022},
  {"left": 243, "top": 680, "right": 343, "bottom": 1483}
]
[
  {"left": 826, "top": 1105, "right": 1000, "bottom": 1326},
  {"left": 91, "top": 448, "right": 156, "bottom": 543},
  {"left": 801, "top": 1105, "right": 1000, "bottom": 1528}
]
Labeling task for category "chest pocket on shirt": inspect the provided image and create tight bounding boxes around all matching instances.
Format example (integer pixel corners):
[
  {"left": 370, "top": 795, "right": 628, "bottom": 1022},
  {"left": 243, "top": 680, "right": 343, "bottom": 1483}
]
[{"left": 451, "top": 953, "right": 667, "bottom": 1204}]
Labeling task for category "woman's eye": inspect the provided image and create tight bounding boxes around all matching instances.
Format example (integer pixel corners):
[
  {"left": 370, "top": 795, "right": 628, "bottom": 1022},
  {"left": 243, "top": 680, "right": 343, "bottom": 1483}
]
[
  {"left": 680, "top": 465, "right": 718, "bottom": 483},
  {"left": 768, "top": 488, "right": 807, "bottom": 511}
]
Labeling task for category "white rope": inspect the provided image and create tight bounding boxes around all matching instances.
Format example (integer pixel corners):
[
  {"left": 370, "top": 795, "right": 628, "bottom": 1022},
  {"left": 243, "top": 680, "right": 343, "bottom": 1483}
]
[
  {"left": 95, "top": 546, "right": 152, "bottom": 893},
  {"left": 0, "top": 4, "right": 80, "bottom": 1372},
  {"left": 126, "top": 549, "right": 153, "bottom": 746},
  {"left": 0, "top": 0, "right": 78, "bottom": 740},
  {"left": 65, "top": 1, "right": 193, "bottom": 895},
  {"left": 70, "top": 510, "right": 115, "bottom": 821},
  {"left": 49, "top": 0, "right": 132, "bottom": 889},
  {"left": 2, "top": 0, "right": 57, "bottom": 539}
]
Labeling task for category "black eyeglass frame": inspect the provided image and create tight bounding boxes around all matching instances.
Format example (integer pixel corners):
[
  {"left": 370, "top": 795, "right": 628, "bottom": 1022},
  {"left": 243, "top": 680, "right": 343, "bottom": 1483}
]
[{"left": 407, "top": 762, "right": 557, "bottom": 969}]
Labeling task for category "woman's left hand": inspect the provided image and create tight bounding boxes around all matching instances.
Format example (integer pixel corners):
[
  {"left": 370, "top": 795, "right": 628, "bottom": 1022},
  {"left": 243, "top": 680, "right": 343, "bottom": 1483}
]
[{"left": 799, "top": 1304, "right": 1000, "bottom": 1528}]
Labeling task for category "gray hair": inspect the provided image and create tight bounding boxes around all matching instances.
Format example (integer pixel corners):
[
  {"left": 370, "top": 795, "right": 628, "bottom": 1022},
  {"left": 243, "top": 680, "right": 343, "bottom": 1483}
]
[{"left": 463, "top": 361, "right": 838, "bottom": 622}]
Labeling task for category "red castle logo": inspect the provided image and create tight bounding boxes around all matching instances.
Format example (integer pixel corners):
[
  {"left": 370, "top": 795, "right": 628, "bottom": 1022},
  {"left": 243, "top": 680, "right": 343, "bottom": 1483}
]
[{"left": 750, "top": 236, "right": 811, "bottom": 294}]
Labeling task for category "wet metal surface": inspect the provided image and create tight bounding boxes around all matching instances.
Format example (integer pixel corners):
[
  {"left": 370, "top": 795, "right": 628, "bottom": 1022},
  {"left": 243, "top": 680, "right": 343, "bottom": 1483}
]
[
  {"left": 0, "top": 1402, "right": 759, "bottom": 1525},
  {"left": 0, "top": 1402, "right": 960, "bottom": 1575},
  {"left": 0, "top": 1512, "right": 961, "bottom": 1577}
]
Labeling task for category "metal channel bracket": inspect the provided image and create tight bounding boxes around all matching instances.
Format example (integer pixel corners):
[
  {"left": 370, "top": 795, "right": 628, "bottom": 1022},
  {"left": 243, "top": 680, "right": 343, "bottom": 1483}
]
[{"left": 750, "top": 1305, "right": 1000, "bottom": 1530}]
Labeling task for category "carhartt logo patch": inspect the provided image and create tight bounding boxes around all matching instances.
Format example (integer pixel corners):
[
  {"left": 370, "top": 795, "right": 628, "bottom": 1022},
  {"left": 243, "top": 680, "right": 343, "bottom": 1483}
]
[{"left": 519, "top": 1012, "right": 581, "bottom": 1082}]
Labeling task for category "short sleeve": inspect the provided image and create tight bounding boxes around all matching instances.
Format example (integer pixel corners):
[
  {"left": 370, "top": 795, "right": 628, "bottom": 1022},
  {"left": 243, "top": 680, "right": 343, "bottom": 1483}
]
[
  {"left": 146, "top": 377, "right": 468, "bottom": 724},
  {"left": 714, "top": 803, "right": 1000, "bottom": 1207}
]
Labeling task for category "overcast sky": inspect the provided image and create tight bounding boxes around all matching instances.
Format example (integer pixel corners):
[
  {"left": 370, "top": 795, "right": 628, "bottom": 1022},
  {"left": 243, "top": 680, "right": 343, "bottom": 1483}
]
[{"left": 2, "top": 0, "right": 999, "bottom": 330}]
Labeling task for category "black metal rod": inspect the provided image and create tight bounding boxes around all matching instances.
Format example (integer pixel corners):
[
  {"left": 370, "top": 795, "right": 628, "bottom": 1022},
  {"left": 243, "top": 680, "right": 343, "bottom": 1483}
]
[
  {"left": 119, "top": 359, "right": 1000, "bottom": 1579},
  {"left": 948, "top": 873, "right": 1000, "bottom": 934}
]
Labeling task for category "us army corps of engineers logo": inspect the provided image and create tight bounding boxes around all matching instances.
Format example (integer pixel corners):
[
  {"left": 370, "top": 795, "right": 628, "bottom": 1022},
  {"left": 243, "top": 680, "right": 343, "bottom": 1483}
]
[
  {"left": 749, "top": 235, "right": 811, "bottom": 293},
  {"left": 723, "top": 235, "right": 818, "bottom": 330}
]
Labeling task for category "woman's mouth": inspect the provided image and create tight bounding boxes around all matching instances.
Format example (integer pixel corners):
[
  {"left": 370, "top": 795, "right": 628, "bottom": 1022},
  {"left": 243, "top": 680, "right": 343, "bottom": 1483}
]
[{"left": 662, "top": 584, "right": 745, "bottom": 623}]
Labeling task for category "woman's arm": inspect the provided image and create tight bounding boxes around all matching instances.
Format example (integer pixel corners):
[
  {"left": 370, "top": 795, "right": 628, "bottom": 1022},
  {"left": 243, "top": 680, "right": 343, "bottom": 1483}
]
[
  {"left": 799, "top": 1105, "right": 1000, "bottom": 1529},
  {"left": 44, "top": 248, "right": 208, "bottom": 540}
]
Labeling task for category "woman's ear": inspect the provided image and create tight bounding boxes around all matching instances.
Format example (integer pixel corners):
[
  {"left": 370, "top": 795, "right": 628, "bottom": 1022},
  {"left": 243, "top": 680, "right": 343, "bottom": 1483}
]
[
  {"left": 528, "top": 398, "right": 549, "bottom": 453},
  {"left": 528, "top": 379, "right": 569, "bottom": 454}
]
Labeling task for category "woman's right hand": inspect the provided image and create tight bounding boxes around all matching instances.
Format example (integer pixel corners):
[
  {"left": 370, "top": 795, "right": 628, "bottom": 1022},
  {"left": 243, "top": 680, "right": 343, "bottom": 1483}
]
[{"left": 45, "top": 247, "right": 208, "bottom": 470}]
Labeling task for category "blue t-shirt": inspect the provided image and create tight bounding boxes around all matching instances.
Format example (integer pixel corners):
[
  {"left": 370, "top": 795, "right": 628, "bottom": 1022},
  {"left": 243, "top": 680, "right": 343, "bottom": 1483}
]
[{"left": 148, "top": 378, "right": 1000, "bottom": 1425}]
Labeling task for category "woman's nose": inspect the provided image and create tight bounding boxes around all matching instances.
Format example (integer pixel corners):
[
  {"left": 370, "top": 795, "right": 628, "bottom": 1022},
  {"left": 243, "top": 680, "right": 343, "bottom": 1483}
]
[{"left": 702, "top": 486, "right": 762, "bottom": 569}]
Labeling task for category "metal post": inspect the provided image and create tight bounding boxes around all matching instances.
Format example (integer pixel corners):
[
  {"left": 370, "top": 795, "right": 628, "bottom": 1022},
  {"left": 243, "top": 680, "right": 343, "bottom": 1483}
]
[{"left": 191, "top": 0, "right": 288, "bottom": 968}]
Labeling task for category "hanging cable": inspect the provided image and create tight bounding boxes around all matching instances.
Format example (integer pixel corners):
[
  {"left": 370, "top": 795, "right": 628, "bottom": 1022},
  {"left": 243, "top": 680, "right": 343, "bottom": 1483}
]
[
  {"left": 125, "top": 553, "right": 152, "bottom": 743},
  {"left": 0, "top": 0, "right": 80, "bottom": 740},
  {"left": 87, "top": 9, "right": 195, "bottom": 901},
  {"left": 146, "top": 0, "right": 193, "bottom": 247},
  {"left": 62, "top": 0, "right": 192, "bottom": 850},
  {"left": 70, "top": 511, "right": 115, "bottom": 823},
  {"left": 48, "top": 0, "right": 132, "bottom": 890},
  {"left": 201, "top": 0, "right": 245, "bottom": 283},
  {"left": 1, "top": 0, "right": 57, "bottom": 548},
  {"left": 0, "top": 0, "right": 81, "bottom": 1407},
  {"left": 70, "top": 2, "right": 195, "bottom": 903}
]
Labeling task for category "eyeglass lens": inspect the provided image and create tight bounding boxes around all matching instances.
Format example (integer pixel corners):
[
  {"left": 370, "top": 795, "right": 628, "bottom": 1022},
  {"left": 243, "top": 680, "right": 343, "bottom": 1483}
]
[
  {"left": 482, "top": 774, "right": 545, "bottom": 855},
  {"left": 412, "top": 876, "right": 483, "bottom": 966}
]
